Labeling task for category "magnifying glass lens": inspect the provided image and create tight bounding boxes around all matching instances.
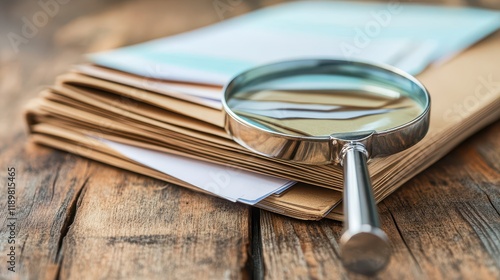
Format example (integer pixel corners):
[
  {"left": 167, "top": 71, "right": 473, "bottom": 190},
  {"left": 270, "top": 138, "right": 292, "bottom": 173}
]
[
  {"left": 228, "top": 73, "right": 425, "bottom": 137},
  {"left": 223, "top": 60, "right": 430, "bottom": 275}
]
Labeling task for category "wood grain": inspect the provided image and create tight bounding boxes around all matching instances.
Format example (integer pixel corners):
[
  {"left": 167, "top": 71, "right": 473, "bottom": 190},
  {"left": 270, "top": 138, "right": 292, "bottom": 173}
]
[
  {"left": 0, "top": 0, "right": 499, "bottom": 279},
  {"left": 0, "top": 141, "right": 92, "bottom": 279},
  {"left": 56, "top": 161, "right": 251, "bottom": 280}
]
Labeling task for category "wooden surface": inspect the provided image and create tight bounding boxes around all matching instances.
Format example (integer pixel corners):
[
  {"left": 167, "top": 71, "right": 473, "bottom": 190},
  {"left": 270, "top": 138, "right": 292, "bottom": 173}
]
[{"left": 0, "top": 0, "right": 499, "bottom": 279}]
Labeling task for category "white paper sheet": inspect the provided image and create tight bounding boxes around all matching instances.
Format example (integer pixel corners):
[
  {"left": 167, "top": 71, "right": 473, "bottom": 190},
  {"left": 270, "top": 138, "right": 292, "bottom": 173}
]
[{"left": 100, "top": 139, "right": 295, "bottom": 204}]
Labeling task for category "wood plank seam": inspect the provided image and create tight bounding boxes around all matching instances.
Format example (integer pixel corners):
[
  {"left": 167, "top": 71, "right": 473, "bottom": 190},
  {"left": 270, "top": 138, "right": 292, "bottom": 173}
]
[
  {"left": 384, "top": 204, "right": 424, "bottom": 274},
  {"left": 53, "top": 175, "right": 90, "bottom": 280},
  {"left": 251, "top": 208, "right": 264, "bottom": 280}
]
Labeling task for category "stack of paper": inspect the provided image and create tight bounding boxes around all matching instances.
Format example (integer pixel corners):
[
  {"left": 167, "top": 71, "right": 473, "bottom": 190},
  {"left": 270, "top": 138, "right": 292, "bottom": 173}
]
[{"left": 25, "top": 2, "right": 500, "bottom": 220}]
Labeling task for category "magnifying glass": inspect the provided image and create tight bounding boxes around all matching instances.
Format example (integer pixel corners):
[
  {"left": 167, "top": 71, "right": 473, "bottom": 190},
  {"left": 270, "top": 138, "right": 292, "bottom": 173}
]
[{"left": 221, "top": 59, "right": 430, "bottom": 275}]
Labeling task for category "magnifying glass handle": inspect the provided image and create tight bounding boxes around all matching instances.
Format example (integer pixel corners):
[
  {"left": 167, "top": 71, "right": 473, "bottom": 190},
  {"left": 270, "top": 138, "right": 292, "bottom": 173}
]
[{"left": 339, "top": 143, "right": 391, "bottom": 275}]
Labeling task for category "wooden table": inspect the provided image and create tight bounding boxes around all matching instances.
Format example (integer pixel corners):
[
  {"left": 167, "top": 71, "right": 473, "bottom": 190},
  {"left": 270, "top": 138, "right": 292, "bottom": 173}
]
[{"left": 1, "top": 0, "right": 499, "bottom": 279}]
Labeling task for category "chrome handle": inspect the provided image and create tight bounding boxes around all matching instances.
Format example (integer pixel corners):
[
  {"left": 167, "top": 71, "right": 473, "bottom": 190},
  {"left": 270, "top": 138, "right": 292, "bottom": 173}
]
[{"left": 339, "top": 143, "right": 391, "bottom": 275}]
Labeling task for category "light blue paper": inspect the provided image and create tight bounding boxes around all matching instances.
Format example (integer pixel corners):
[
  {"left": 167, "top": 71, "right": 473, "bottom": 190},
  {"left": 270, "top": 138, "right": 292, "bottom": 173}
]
[{"left": 90, "top": 1, "right": 500, "bottom": 85}]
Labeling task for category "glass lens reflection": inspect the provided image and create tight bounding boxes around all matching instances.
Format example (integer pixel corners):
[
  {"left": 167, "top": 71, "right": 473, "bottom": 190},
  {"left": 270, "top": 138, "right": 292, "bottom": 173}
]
[{"left": 228, "top": 74, "right": 424, "bottom": 137}]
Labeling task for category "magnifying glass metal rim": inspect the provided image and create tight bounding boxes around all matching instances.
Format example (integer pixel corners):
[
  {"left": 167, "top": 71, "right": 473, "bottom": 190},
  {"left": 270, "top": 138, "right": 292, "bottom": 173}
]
[
  {"left": 221, "top": 58, "right": 431, "bottom": 275},
  {"left": 222, "top": 59, "right": 431, "bottom": 165}
]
